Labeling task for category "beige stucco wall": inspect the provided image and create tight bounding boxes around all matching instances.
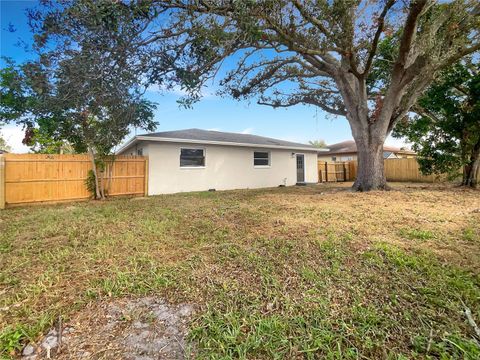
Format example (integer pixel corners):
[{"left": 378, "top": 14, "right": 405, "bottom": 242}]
[{"left": 137, "top": 142, "right": 317, "bottom": 195}]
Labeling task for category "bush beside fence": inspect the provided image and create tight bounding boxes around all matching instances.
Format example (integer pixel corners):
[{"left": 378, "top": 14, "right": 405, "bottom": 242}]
[{"left": 0, "top": 153, "right": 147, "bottom": 208}]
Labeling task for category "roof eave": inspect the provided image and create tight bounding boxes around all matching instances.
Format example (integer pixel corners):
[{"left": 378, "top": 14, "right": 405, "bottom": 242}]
[
  {"left": 116, "top": 136, "right": 138, "bottom": 154},
  {"left": 118, "top": 135, "right": 324, "bottom": 153}
]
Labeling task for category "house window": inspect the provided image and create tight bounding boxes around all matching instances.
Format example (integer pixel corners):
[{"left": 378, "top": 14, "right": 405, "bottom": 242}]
[
  {"left": 180, "top": 148, "right": 205, "bottom": 167},
  {"left": 254, "top": 151, "right": 270, "bottom": 166},
  {"left": 137, "top": 148, "right": 143, "bottom": 156},
  {"left": 331, "top": 156, "right": 337, "bottom": 161}
]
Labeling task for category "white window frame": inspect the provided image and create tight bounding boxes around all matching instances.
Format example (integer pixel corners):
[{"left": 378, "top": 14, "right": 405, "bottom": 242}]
[
  {"left": 179, "top": 147, "right": 206, "bottom": 169},
  {"left": 253, "top": 150, "right": 271, "bottom": 168}
]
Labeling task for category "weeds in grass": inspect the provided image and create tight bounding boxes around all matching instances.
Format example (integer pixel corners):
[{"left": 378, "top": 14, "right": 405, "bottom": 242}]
[
  {"left": 399, "top": 228, "right": 435, "bottom": 240},
  {"left": 0, "top": 327, "right": 27, "bottom": 355},
  {"left": 1, "top": 183, "right": 479, "bottom": 358},
  {"left": 463, "top": 226, "right": 478, "bottom": 242}
]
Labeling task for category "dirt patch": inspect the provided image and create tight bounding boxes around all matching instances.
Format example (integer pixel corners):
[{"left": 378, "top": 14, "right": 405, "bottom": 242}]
[{"left": 22, "top": 298, "right": 195, "bottom": 360}]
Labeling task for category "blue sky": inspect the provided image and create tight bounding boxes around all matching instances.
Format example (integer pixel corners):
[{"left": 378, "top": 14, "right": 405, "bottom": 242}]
[{"left": 1, "top": 0, "right": 406, "bottom": 153}]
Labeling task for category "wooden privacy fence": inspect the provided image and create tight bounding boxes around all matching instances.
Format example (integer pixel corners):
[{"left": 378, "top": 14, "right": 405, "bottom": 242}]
[
  {"left": 318, "top": 161, "right": 352, "bottom": 182},
  {"left": 0, "top": 153, "right": 148, "bottom": 208},
  {"left": 318, "top": 158, "right": 440, "bottom": 183},
  {"left": 383, "top": 158, "right": 438, "bottom": 182}
]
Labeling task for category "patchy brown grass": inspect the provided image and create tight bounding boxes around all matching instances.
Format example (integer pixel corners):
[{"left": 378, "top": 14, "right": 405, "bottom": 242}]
[{"left": 1, "top": 183, "right": 479, "bottom": 359}]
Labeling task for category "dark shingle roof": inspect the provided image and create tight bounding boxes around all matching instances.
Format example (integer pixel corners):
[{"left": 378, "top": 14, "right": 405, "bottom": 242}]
[
  {"left": 139, "top": 128, "right": 318, "bottom": 150},
  {"left": 323, "top": 140, "right": 357, "bottom": 154},
  {"left": 324, "top": 140, "right": 415, "bottom": 155}
]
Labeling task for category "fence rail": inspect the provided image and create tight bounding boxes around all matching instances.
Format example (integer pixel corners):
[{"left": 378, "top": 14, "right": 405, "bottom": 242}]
[
  {"left": 318, "top": 158, "right": 441, "bottom": 183},
  {"left": 0, "top": 153, "right": 148, "bottom": 208}
]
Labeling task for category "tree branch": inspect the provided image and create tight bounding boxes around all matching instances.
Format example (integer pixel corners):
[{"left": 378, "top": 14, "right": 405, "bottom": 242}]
[
  {"left": 362, "top": 0, "right": 396, "bottom": 76},
  {"left": 292, "top": 1, "right": 332, "bottom": 39},
  {"left": 395, "top": 0, "right": 428, "bottom": 70},
  {"left": 441, "top": 43, "right": 480, "bottom": 68},
  {"left": 258, "top": 94, "right": 346, "bottom": 116}
]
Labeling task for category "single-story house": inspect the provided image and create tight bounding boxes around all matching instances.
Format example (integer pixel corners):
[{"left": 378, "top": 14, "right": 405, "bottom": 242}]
[
  {"left": 317, "top": 140, "right": 416, "bottom": 162},
  {"left": 118, "top": 128, "right": 322, "bottom": 195}
]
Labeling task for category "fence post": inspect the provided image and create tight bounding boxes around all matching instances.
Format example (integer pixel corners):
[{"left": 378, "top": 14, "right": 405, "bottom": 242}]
[
  {"left": 0, "top": 156, "right": 5, "bottom": 210},
  {"left": 343, "top": 162, "right": 347, "bottom": 182},
  {"left": 317, "top": 161, "right": 321, "bottom": 182},
  {"left": 325, "top": 162, "right": 328, "bottom": 182},
  {"left": 144, "top": 157, "right": 149, "bottom": 196}
]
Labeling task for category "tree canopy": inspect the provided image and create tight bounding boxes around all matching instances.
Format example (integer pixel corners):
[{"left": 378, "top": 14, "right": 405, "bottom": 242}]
[
  {"left": 0, "top": 1, "right": 159, "bottom": 198},
  {"left": 308, "top": 139, "right": 327, "bottom": 148},
  {"left": 393, "top": 59, "right": 480, "bottom": 187},
  {"left": 38, "top": 0, "right": 480, "bottom": 190}
]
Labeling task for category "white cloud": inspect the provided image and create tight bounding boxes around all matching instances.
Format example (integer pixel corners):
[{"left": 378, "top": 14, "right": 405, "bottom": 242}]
[
  {"left": 241, "top": 127, "right": 254, "bottom": 135},
  {"left": 1, "top": 125, "right": 30, "bottom": 153}
]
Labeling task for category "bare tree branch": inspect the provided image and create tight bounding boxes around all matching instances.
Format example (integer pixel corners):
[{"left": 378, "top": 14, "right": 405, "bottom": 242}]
[{"left": 362, "top": 0, "right": 396, "bottom": 76}]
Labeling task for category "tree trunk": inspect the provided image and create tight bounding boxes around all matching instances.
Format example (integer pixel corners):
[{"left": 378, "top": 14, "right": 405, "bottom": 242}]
[
  {"left": 98, "top": 168, "right": 106, "bottom": 200},
  {"left": 352, "top": 136, "right": 387, "bottom": 191},
  {"left": 463, "top": 140, "right": 480, "bottom": 188},
  {"left": 88, "top": 147, "right": 102, "bottom": 199},
  {"left": 336, "top": 70, "right": 391, "bottom": 191}
]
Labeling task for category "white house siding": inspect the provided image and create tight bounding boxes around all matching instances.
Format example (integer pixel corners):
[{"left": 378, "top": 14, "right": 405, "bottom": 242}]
[{"left": 142, "top": 142, "right": 318, "bottom": 195}]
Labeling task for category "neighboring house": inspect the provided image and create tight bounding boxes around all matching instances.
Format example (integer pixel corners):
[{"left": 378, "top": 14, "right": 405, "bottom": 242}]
[
  {"left": 318, "top": 140, "right": 416, "bottom": 162},
  {"left": 0, "top": 149, "right": 9, "bottom": 154},
  {"left": 118, "top": 129, "right": 323, "bottom": 195}
]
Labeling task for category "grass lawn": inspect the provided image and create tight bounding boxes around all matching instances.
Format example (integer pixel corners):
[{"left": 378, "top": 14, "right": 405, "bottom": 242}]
[{"left": 1, "top": 183, "right": 479, "bottom": 359}]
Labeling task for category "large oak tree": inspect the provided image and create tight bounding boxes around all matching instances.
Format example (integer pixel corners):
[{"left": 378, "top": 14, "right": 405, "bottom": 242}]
[
  {"left": 157, "top": 0, "right": 480, "bottom": 190},
  {"left": 24, "top": 0, "right": 480, "bottom": 190}
]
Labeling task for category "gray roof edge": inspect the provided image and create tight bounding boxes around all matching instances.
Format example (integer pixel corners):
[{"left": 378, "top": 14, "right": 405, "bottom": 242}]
[
  {"left": 117, "top": 128, "right": 326, "bottom": 154},
  {"left": 137, "top": 136, "right": 323, "bottom": 151},
  {"left": 117, "top": 134, "right": 326, "bottom": 154},
  {"left": 141, "top": 129, "right": 317, "bottom": 148}
]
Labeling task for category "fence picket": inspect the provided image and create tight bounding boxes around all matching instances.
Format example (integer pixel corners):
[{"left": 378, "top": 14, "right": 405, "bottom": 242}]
[
  {"left": 318, "top": 158, "right": 442, "bottom": 183},
  {"left": 0, "top": 156, "right": 5, "bottom": 209},
  {"left": 3, "top": 154, "right": 147, "bottom": 207}
]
